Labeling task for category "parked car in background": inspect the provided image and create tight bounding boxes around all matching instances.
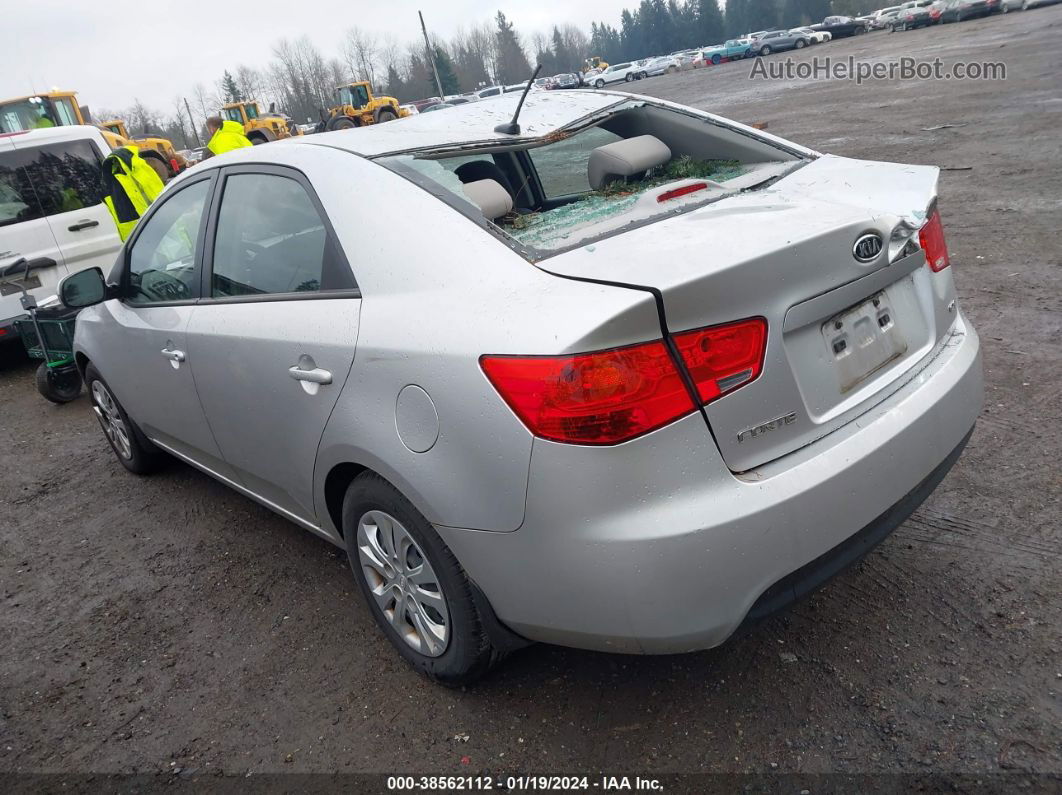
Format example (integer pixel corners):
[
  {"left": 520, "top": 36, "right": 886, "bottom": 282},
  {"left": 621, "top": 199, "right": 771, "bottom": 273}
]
[
  {"left": 412, "top": 97, "right": 443, "bottom": 112},
  {"left": 638, "top": 55, "right": 682, "bottom": 77},
  {"left": 551, "top": 73, "right": 580, "bottom": 90},
  {"left": 420, "top": 102, "right": 454, "bottom": 113},
  {"left": 1003, "top": 0, "right": 1062, "bottom": 9},
  {"left": 474, "top": 86, "right": 504, "bottom": 100},
  {"left": 892, "top": 0, "right": 936, "bottom": 29},
  {"left": 398, "top": 105, "right": 419, "bottom": 117},
  {"left": 62, "top": 90, "right": 983, "bottom": 685},
  {"left": 701, "top": 40, "right": 752, "bottom": 64},
  {"left": 747, "top": 29, "right": 813, "bottom": 56},
  {"left": 869, "top": 5, "right": 904, "bottom": 26},
  {"left": 589, "top": 62, "right": 641, "bottom": 88},
  {"left": 936, "top": 0, "right": 996, "bottom": 19},
  {"left": 0, "top": 126, "right": 121, "bottom": 344},
  {"left": 810, "top": 16, "right": 871, "bottom": 37},
  {"left": 790, "top": 26, "right": 832, "bottom": 43}
]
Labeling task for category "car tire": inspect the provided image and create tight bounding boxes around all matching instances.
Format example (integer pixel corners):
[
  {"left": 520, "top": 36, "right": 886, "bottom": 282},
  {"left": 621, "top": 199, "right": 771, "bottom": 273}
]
[
  {"left": 711, "top": 54, "right": 722, "bottom": 64},
  {"left": 84, "top": 363, "right": 167, "bottom": 475},
  {"left": 374, "top": 108, "right": 398, "bottom": 123},
  {"left": 594, "top": 78, "right": 605, "bottom": 88},
  {"left": 342, "top": 472, "right": 506, "bottom": 686},
  {"left": 639, "top": 71, "right": 648, "bottom": 79},
  {"left": 795, "top": 39, "right": 806, "bottom": 48},
  {"left": 624, "top": 73, "right": 634, "bottom": 82},
  {"left": 35, "top": 363, "right": 81, "bottom": 404},
  {"left": 761, "top": 45, "right": 772, "bottom": 55},
  {"left": 667, "top": 65, "right": 678, "bottom": 74},
  {"left": 855, "top": 25, "right": 866, "bottom": 34}
]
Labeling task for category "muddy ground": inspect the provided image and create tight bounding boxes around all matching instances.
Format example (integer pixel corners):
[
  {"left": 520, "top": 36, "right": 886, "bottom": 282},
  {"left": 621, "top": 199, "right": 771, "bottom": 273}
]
[{"left": 2, "top": 8, "right": 1059, "bottom": 788}]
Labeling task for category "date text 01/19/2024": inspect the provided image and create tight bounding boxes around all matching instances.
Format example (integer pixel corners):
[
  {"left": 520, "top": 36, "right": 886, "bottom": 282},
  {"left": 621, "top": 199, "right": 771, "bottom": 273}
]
[{"left": 386, "top": 775, "right": 665, "bottom": 791}]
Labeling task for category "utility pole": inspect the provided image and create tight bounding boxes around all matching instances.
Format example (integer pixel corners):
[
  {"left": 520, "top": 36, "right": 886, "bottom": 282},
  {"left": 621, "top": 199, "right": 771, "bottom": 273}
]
[
  {"left": 419, "top": 10, "right": 446, "bottom": 99},
  {"left": 183, "top": 97, "right": 202, "bottom": 147}
]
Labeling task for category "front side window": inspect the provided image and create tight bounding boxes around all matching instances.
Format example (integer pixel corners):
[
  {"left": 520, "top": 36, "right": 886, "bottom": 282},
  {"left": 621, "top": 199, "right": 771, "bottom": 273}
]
[
  {"left": 355, "top": 85, "right": 370, "bottom": 106},
  {"left": 244, "top": 104, "right": 259, "bottom": 120},
  {"left": 127, "top": 180, "right": 209, "bottom": 304},
  {"left": 223, "top": 107, "right": 243, "bottom": 123},
  {"left": 210, "top": 172, "right": 354, "bottom": 298}
]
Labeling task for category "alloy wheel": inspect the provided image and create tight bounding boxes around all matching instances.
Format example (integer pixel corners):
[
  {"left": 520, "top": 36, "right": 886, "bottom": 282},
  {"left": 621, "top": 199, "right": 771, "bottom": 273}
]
[
  {"left": 91, "top": 381, "right": 132, "bottom": 460},
  {"left": 356, "top": 510, "right": 450, "bottom": 657}
]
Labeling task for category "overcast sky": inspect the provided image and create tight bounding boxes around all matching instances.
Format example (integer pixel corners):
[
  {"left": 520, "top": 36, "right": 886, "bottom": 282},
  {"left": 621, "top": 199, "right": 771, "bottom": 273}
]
[{"left": 3, "top": 0, "right": 632, "bottom": 112}]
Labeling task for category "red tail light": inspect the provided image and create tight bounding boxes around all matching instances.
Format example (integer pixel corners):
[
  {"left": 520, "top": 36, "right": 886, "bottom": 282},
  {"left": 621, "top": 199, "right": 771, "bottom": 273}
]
[
  {"left": 657, "top": 182, "right": 708, "bottom": 203},
  {"left": 919, "top": 208, "right": 950, "bottom": 272},
  {"left": 480, "top": 341, "right": 696, "bottom": 445},
  {"left": 672, "top": 318, "right": 768, "bottom": 404}
]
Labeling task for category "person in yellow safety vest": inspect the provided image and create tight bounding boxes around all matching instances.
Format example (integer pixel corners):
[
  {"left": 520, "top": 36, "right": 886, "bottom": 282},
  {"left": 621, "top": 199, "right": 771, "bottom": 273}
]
[
  {"left": 202, "top": 116, "right": 252, "bottom": 159},
  {"left": 100, "top": 145, "right": 166, "bottom": 241}
]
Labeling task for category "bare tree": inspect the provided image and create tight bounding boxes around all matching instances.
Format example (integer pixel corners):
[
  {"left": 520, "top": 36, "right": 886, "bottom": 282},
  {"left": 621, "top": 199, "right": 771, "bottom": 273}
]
[{"left": 342, "top": 27, "right": 380, "bottom": 88}]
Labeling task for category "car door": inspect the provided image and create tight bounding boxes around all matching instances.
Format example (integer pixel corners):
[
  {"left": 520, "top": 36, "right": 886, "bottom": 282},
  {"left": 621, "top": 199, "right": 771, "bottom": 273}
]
[
  {"left": 11, "top": 133, "right": 119, "bottom": 280},
  {"left": 186, "top": 165, "right": 360, "bottom": 524},
  {"left": 97, "top": 172, "right": 237, "bottom": 478},
  {"left": 0, "top": 136, "right": 64, "bottom": 331}
]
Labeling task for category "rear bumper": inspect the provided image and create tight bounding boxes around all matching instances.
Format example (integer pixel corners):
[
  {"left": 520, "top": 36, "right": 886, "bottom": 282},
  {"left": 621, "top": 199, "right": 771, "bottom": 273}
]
[{"left": 437, "top": 311, "right": 982, "bottom": 653}]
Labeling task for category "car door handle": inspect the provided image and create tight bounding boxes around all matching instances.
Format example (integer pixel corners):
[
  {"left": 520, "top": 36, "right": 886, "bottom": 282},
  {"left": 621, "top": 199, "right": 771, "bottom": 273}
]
[
  {"left": 68, "top": 220, "right": 100, "bottom": 232},
  {"left": 288, "top": 365, "right": 332, "bottom": 385},
  {"left": 161, "top": 347, "right": 186, "bottom": 363}
]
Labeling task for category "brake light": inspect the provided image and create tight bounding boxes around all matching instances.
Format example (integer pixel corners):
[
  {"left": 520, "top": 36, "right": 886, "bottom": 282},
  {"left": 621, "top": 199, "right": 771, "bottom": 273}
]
[
  {"left": 657, "top": 182, "right": 708, "bottom": 202},
  {"left": 480, "top": 341, "right": 696, "bottom": 445},
  {"left": 919, "top": 208, "right": 950, "bottom": 272},
  {"left": 672, "top": 318, "right": 768, "bottom": 404}
]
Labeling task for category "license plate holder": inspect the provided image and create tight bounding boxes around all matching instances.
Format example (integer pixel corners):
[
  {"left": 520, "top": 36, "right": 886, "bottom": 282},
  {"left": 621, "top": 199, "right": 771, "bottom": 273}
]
[{"left": 823, "top": 291, "right": 908, "bottom": 393}]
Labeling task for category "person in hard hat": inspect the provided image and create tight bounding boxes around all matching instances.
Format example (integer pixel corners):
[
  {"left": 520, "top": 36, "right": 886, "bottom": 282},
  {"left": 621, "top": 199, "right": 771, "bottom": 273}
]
[
  {"left": 100, "top": 145, "right": 166, "bottom": 241},
  {"left": 201, "top": 115, "right": 252, "bottom": 158}
]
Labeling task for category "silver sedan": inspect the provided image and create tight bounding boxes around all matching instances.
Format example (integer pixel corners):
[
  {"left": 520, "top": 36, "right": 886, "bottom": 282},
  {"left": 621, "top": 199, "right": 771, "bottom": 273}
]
[{"left": 61, "top": 90, "right": 983, "bottom": 684}]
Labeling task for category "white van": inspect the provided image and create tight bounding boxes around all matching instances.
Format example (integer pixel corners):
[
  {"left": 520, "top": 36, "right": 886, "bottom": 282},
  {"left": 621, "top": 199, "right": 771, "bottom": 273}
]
[{"left": 0, "top": 125, "right": 121, "bottom": 342}]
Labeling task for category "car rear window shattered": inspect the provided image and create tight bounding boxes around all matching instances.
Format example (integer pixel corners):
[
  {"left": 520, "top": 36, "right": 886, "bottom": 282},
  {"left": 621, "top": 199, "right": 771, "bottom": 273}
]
[
  {"left": 376, "top": 102, "right": 804, "bottom": 259},
  {"left": 505, "top": 157, "right": 747, "bottom": 250}
]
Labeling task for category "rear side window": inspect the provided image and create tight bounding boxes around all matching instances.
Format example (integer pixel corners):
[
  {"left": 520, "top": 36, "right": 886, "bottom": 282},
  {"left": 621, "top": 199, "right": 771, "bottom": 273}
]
[
  {"left": 0, "top": 141, "right": 104, "bottom": 226},
  {"left": 210, "top": 172, "right": 355, "bottom": 298}
]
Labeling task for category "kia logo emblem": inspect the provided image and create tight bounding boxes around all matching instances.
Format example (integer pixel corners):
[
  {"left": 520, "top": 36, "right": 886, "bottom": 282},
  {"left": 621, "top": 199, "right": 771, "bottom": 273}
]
[{"left": 853, "top": 233, "right": 883, "bottom": 263}]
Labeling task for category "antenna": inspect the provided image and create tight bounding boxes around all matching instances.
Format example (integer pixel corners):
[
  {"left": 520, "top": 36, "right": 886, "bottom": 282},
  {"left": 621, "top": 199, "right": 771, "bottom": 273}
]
[{"left": 494, "top": 64, "right": 542, "bottom": 136}]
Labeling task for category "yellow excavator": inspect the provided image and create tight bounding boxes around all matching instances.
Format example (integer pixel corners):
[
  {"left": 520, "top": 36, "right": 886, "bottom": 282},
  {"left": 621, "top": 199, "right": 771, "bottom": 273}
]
[
  {"left": 0, "top": 91, "right": 184, "bottom": 180},
  {"left": 220, "top": 100, "right": 301, "bottom": 144},
  {"left": 317, "top": 82, "right": 408, "bottom": 131}
]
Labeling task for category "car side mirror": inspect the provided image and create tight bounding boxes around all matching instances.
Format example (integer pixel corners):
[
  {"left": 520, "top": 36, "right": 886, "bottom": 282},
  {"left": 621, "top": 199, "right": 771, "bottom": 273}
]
[
  {"left": 269, "top": 102, "right": 276, "bottom": 114},
  {"left": 59, "top": 267, "right": 108, "bottom": 308}
]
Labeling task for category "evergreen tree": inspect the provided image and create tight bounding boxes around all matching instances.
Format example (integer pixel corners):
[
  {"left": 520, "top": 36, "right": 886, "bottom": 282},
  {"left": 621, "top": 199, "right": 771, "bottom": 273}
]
[
  {"left": 221, "top": 70, "right": 242, "bottom": 103},
  {"left": 698, "top": 0, "right": 726, "bottom": 43},
  {"left": 433, "top": 45, "right": 461, "bottom": 94},
  {"left": 725, "top": 0, "right": 749, "bottom": 35},
  {"left": 745, "top": 0, "right": 779, "bottom": 31},
  {"left": 494, "top": 11, "right": 532, "bottom": 84},
  {"left": 620, "top": 9, "right": 643, "bottom": 59}
]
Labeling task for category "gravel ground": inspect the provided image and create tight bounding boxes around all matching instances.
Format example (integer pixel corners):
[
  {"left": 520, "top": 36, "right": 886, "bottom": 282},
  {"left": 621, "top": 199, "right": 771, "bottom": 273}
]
[{"left": 2, "top": 8, "right": 1060, "bottom": 788}]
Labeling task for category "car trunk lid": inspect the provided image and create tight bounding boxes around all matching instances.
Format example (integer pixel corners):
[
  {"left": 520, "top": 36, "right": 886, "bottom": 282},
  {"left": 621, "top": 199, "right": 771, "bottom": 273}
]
[{"left": 540, "top": 154, "right": 955, "bottom": 471}]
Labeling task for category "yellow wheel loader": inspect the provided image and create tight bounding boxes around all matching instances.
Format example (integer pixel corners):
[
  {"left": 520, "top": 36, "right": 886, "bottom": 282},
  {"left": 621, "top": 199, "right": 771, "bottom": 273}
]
[
  {"left": 317, "top": 82, "right": 409, "bottom": 132},
  {"left": 220, "top": 101, "right": 301, "bottom": 145}
]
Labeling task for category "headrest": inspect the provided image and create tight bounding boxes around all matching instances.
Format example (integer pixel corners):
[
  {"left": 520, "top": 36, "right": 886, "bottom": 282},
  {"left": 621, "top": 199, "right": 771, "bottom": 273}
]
[
  {"left": 587, "top": 135, "right": 672, "bottom": 190},
  {"left": 461, "top": 179, "right": 513, "bottom": 220}
]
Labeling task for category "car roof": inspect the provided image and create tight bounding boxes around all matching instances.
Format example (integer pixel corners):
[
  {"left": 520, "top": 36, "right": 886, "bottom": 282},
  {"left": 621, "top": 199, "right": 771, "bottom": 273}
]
[
  {"left": 0, "top": 124, "right": 107, "bottom": 146},
  {"left": 284, "top": 91, "right": 625, "bottom": 157}
]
